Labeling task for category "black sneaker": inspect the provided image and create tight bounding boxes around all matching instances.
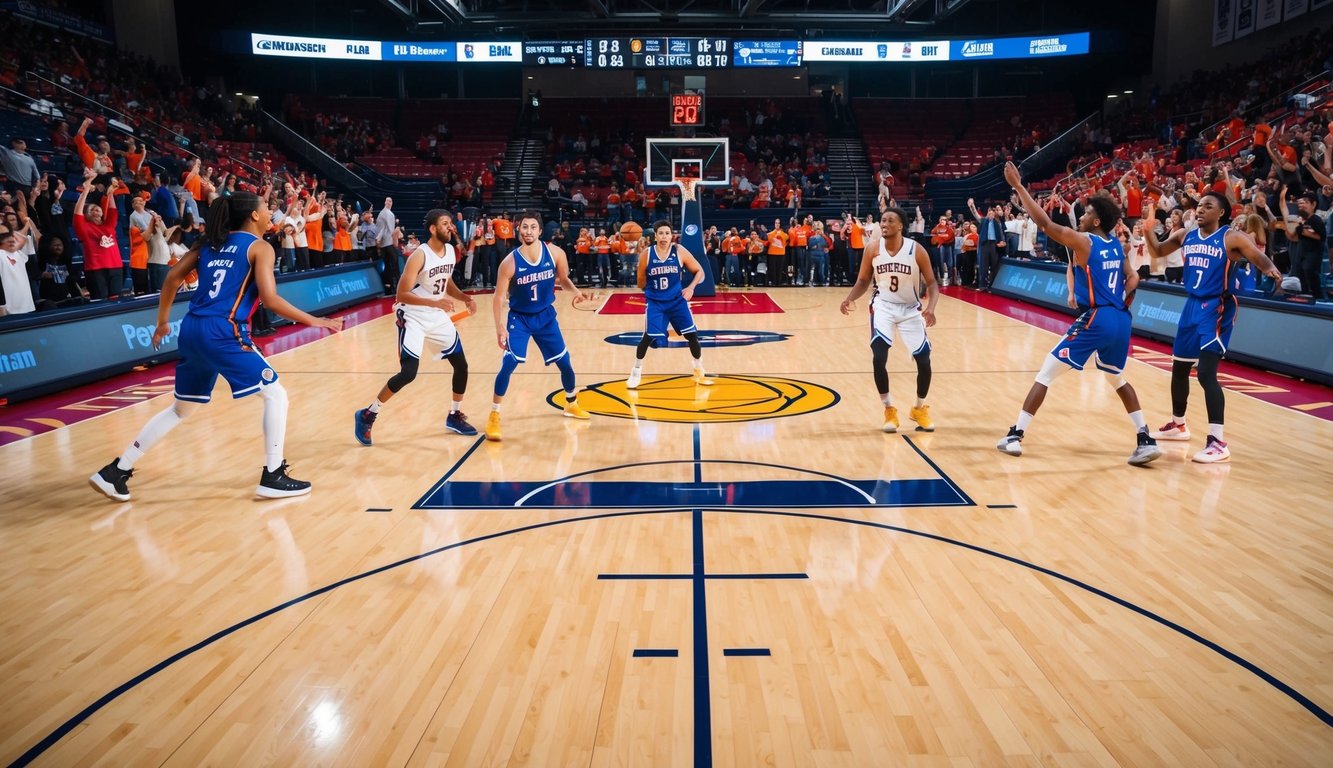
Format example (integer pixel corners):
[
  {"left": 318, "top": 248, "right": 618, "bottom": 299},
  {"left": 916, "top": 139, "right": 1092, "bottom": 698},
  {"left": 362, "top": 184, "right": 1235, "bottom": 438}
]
[
  {"left": 445, "top": 410, "right": 478, "bottom": 436},
  {"left": 257, "top": 461, "right": 312, "bottom": 499},
  {"left": 89, "top": 461, "right": 133, "bottom": 502},
  {"left": 1129, "top": 430, "right": 1163, "bottom": 466},
  {"left": 354, "top": 408, "right": 376, "bottom": 446}
]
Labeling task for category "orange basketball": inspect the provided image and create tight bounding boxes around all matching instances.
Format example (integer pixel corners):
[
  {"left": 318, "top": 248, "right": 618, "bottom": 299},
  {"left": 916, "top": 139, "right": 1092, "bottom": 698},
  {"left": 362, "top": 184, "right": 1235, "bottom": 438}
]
[{"left": 619, "top": 221, "right": 643, "bottom": 243}]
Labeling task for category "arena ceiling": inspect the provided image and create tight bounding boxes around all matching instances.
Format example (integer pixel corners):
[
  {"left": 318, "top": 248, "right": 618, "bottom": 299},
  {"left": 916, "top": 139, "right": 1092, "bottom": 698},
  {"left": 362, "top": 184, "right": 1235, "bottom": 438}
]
[{"left": 378, "top": 0, "right": 978, "bottom": 31}]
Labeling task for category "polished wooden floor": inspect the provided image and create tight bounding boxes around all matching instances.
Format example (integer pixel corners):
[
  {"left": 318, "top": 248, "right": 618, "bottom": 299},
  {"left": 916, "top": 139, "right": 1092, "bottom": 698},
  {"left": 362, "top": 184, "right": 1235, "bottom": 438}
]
[{"left": 2, "top": 288, "right": 1330, "bottom": 767}]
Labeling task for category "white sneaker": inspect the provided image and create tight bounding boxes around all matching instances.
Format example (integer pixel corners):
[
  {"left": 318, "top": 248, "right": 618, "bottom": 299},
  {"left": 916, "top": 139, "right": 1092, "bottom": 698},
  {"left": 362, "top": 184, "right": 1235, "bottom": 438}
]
[
  {"left": 627, "top": 367, "right": 642, "bottom": 389},
  {"left": 941, "top": 276, "right": 950, "bottom": 287},
  {"left": 996, "top": 427, "right": 1024, "bottom": 456},
  {"left": 1192, "top": 436, "right": 1230, "bottom": 463}
]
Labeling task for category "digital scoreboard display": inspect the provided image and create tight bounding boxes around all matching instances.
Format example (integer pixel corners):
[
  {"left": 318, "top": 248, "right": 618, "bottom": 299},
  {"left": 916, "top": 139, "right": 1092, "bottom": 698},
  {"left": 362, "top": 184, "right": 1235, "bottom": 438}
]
[
  {"left": 584, "top": 37, "right": 729, "bottom": 69},
  {"left": 522, "top": 41, "right": 584, "bottom": 66},
  {"left": 669, "top": 93, "right": 704, "bottom": 126}
]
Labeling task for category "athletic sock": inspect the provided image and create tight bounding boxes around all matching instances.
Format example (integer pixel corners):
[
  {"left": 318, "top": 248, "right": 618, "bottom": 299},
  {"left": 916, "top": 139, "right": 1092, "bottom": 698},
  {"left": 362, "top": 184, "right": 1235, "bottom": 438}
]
[
  {"left": 368, "top": 399, "right": 385, "bottom": 414},
  {"left": 1208, "top": 423, "right": 1224, "bottom": 441},
  {"left": 1128, "top": 410, "right": 1147, "bottom": 431},
  {"left": 1015, "top": 411, "right": 1034, "bottom": 432}
]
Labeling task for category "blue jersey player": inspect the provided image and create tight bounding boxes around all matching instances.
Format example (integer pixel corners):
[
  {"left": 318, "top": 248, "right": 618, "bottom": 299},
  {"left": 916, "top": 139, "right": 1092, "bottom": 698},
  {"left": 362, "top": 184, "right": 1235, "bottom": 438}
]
[
  {"left": 90, "top": 192, "right": 343, "bottom": 502},
  {"left": 1145, "top": 190, "right": 1282, "bottom": 463},
  {"left": 997, "top": 162, "right": 1163, "bottom": 466},
  {"left": 485, "top": 210, "right": 591, "bottom": 441},
  {"left": 626, "top": 220, "right": 713, "bottom": 389}
]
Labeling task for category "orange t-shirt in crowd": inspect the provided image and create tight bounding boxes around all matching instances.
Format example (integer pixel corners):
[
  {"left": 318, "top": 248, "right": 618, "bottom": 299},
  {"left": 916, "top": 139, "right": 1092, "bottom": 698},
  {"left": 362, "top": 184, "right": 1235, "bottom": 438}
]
[
  {"left": 747, "top": 237, "right": 764, "bottom": 255},
  {"left": 1123, "top": 184, "right": 1143, "bottom": 218},
  {"left": 129, "top": 219, "right": 148, "bottom": 270},
  {"left": 606, "top": 191, "right": 622, "bottom": 208},
  {"left": 962, "top": 232, "right": 978, "bottom": 252},
  {"left": 723, "top": 234, "right": 745, "bottom": 254},
  {"left": 1252, "top": 123, "right": 1272, "bottom": 148},
  {"left": 334, "top": 220, "right": 352, "bottom": 251},
  {"left": 493, "top": 218, "right": 514, "bottom": 240},
  {"left": 183, "top": 173, "right": 202, "bottom": 202},
  {"left": 610, "top": 235, "right": 626, "bottom": 255},
  {"left": 575, "top": 234, "right": 592, "bottom": 254},
  {"left": 594, "top": 235, "right": 611, "bottom": 254},
  {"left": 930, "top": 222, "right": 955, "bottom": 246},
  {"left": 790, "top": 225, "right": 809, "bottom": 247},
  {"left": 305, "top": 206, "right": 324, "bottom": 252},
  {"left": 766, "top": 229, "right": 788, "bottom": 255},
  {"left": 848, "top": 222, "right": 865, "bottom": 250}
]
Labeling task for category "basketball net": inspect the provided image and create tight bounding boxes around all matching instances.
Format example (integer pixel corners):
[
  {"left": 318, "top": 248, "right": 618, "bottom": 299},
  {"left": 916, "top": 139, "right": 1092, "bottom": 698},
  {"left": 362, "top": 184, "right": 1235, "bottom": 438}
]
[{"left": 677, "top": 178, "right": 697, "bottom": 202}]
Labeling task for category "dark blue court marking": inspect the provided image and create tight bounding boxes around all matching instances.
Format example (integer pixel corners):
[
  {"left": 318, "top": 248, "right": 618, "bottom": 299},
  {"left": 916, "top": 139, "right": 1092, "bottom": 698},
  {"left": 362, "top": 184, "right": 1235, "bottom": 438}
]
[
  {"left": 414, "top": 460, "right": 968, "bottom": 509},
  {"left": 14, "top": 508, "right": 1330, "bottom": 767},
  {"left": 412, "top": 435, "right": 488, "bottom": 506},
  {"left": 723, "top": 649, "right": 772, "bottom": 657},
  {"left": 633, "top": 649, "right": 679, "bottom": 658},
  {"left": 604, "top": 329, "right": 790, "bottom": 348},
  {"left": 902, "top": 435, "right": 976, "bottom": 506},
  {"left": 987, "top": 504, "right": 1018, "bottom": 509},
  {"left": 365, "top": 507, "right": 392, "bottom": 513},
  {"left": 599, "top": 573, "right": 807, "bottom": 580},
  {"left": 691, "top": 505, "right": 712, "bottom": 767}
]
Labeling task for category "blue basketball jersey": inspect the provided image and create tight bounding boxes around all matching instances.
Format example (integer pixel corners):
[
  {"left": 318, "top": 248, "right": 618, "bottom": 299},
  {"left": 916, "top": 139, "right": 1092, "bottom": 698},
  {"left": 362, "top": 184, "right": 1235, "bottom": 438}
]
[
  {"left": 189, "top": 232, "right": 260, "bottom": 322},
  {"left": 644, "top": 244, "right": 685, "bottom": 302},
  {"left": 1072, "top": 234, "right": 1127, "bottom": 310},
  {"left": 509, "top": 242, "right": 557, "bottom": 314},
  {"left": 1181, "top": 225, "right": 1231, "bottom": 298}
]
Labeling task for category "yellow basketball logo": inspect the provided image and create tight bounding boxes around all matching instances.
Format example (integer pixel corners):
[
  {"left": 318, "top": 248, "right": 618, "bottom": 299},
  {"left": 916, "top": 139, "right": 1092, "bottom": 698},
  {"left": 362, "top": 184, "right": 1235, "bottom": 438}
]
[{"left": 548, "top": 375, "right": 840, "bottom": 423}]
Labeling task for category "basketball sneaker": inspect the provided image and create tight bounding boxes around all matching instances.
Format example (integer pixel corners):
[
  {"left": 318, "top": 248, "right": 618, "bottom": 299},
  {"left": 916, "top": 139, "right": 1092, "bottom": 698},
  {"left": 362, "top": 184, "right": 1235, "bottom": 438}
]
[
  {"left": 909, "top": 405, "right": 934, "bottom": 432},
  {"left": 882, "top": 406, "right": 899, "bottom": 433},
  {"left": 89, "top": 461, "right": 133, "bottom": 502},
  {"left": 446, "top": 411, "right": 478, "bottom": 436},
  {"left": 627, "top": 367, "right": 642, "bottom": 389},
  {"left": 485, "top": 411, "right": 502, "bottom": 441},
  {"left": 563, "top": 399, "right": 592, "bottom": 419},
  {"left": 1150, "top": 420, "right": 1191, "bottom": 441},
  {"left": 692, "top": 369, "right": 714, "bottom": 386},
  {"left": 941, "top": 276, "right": 950, "bottom": 287},
  {"left": 1192, "top": 436, "right": 1230, "bottom": 463},
  {"left": 354, "top": 408, "right": 376, "bottom": 446},
  {"left": 996, "top": 426, "right": 1024, "bottom": 456},
  {"left": 1128, "top": 431, "right": 1163, "bottom": 466},
  {"left": 256, "top": 461, "right": 312, "bottom": 499}
]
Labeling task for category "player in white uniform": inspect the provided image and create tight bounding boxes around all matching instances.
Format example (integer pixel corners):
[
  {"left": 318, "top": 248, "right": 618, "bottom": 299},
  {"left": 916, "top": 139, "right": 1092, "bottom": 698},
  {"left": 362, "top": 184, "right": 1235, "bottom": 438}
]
[
  {"left": 840, "top": 207, "right": 940, "bottom": 432},
  {"left": 354, "top": 209, "right": 478, "bottom": 444}
]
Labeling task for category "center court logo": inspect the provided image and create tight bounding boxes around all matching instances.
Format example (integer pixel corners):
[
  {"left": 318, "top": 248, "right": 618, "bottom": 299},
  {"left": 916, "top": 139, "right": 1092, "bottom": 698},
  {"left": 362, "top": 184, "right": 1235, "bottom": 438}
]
[{"left": 550, "top": 373, "right": 838, "bottom": 424}]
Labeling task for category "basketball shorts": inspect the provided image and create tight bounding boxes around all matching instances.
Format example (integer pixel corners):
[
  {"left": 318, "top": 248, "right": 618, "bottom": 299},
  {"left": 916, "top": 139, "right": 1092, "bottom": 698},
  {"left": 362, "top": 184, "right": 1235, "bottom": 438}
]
[
  {"left": 645, "top": 295, "right": 697, "bottom": 347},
  {"left": 1172, "top": 295, "right": 1237, "bottom": 361},
  {"left": 1050, "top": 306, "right": 1131, "bottom": 373},
  {"left": 174, "top": 315, "right": 277, "bottom": 402},
  {"left": 505, "top": 306, "right": 567, "bottom": 364},
  {"left": 396, "top": 304, "right": 460, "bottom": 361},
  {"left": 870, "top": 300, "right": 930, "bottom": 355}
]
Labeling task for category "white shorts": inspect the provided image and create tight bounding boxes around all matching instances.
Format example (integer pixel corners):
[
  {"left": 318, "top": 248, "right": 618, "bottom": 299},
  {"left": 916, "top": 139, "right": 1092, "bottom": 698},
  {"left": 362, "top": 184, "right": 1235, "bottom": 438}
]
[
  {"left": 395, "top": 305, "right": 460, "bottom": 360},
  {"left": 870, "top": 300, "right": 929, "bottom": 356}
]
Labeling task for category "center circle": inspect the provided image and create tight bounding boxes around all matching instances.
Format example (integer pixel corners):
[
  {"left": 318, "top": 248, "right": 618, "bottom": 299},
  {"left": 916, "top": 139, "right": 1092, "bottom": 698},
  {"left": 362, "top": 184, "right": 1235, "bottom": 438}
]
[{"left": 548, "top": 375, "right": 840, "bottom": 423}]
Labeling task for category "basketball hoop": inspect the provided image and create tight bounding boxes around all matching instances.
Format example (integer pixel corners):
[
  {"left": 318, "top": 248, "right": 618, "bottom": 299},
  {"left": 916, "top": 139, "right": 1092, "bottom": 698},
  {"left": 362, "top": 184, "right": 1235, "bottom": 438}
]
[{"left": 677, "top": 178, "right": 697, "bottom": 202}]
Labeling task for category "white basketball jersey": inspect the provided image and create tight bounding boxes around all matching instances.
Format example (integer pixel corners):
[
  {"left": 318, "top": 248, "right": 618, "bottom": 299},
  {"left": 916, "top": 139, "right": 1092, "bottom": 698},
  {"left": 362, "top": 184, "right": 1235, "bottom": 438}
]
[
  {"left": 871, "top": 237, "right": 920, "bottom": 307},
  {"left": 408, "top": 241, "right": 456, "bottom": 302}
]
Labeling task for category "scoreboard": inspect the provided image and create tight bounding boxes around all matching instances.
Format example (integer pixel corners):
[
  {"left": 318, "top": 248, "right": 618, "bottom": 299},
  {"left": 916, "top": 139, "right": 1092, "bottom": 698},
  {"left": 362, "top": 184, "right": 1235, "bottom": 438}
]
[
  {"left": 584, "top": 37, "right": 729, "bottom": 69},
  {"left": 669, "top": 93, "right": 704, "bottom": 126}
]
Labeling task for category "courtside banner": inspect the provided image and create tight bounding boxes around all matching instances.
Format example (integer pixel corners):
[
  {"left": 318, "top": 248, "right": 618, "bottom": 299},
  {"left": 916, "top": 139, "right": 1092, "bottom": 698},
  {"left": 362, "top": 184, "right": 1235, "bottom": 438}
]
[{"left": 250, "top": 33, "right": 380, "bottom": 61}]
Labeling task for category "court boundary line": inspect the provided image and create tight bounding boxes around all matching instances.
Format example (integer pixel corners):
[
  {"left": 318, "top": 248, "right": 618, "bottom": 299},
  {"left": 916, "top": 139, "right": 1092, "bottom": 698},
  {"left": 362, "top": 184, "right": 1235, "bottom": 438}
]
[{"left": 10, "top": 504, "right": 1329, "bottom": 768}]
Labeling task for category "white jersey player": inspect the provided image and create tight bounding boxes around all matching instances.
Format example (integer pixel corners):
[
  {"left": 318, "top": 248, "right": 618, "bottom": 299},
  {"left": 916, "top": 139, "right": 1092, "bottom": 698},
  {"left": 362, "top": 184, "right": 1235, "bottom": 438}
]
[
  {"left": 840, "top": 207, "right": 940, "bottom": 433},
  {"left": 354, "top": 209, "right": 479, "bottom": 444}
]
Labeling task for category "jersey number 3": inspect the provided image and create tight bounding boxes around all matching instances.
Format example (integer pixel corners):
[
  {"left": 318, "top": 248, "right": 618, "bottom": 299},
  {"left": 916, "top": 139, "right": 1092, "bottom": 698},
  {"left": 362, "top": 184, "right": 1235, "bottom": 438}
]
[{"left": 207, "top": 269, "right": 226, "bottom": 299}]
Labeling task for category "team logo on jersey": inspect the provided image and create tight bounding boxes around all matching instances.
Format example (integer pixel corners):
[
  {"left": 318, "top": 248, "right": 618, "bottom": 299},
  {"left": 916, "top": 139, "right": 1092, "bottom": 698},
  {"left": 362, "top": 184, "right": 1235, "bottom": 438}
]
[
  {"left": 262, "top": 368, "right": 276, "bottom": 381},
  {"left": 550, "top": 374, "right": 838, "bottom": 424},
  {"left": 684, "top": 224, "right": 699, "bottom": 236},
  {"left": 604, "top": 330, "right": 788, "bottom": 349}
]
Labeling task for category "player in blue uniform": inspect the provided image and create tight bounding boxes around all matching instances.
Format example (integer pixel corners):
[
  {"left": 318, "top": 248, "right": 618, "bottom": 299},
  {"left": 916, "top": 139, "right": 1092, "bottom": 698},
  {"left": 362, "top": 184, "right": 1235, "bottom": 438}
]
[
  {"left": 1144, "top": 190, "right": 1282, "bottom": 463},
  {"left": 625, "top": 219, "right": 713, "bottom": 389},
  {"left": 90, "top": 192, "right": 343, "bottom": 502},
  {"left": 486, "top": 210, "right": 591, "bottom": 441},
  {"left": 997, "top": 162, "right": 1162, "bottom": 465}
]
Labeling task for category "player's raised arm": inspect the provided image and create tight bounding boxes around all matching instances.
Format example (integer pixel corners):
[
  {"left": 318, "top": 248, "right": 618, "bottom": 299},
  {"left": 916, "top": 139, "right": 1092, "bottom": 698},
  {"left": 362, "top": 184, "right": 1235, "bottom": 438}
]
[
  {"left": 1141, "top": 198, "right": 1185, "bottom": 260},
  {"left": 1004, "top": 162, "right": 1090, "bottom": 264},
  {"left": 492, "top": 253, "right": 515, "bottom": 349},
  {"left": 840, "top": 244, "right": 876, "bottom": 315}
]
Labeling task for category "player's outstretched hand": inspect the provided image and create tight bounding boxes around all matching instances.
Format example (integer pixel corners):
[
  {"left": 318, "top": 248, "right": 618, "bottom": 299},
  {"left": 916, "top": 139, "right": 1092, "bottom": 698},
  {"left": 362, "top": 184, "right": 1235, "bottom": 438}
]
[
  {"left": 151, "top": 321, "right": 172, "bottom": 350},
  {"left": 839, "top": 298, "right": 855, "bottom": 315},
  {"left": 571, "top": 291, "right": 589, "bottom": 307},
  {"left": 1003, "top": 162, "right": 1021, "bottom": 189},
  {"left": 922, "top": 309, "right": 936, "bottom": 328},
  {"left": 316, "top": 317, "right": 344, "bottom": 332}
]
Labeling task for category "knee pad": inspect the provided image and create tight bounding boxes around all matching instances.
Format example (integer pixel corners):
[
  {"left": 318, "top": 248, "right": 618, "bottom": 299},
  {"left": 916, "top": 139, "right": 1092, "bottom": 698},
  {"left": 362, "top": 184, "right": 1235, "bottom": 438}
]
[
  {"left": 1103, "top": 371, "right": 1127, "bottom": 389},
  {"left": 258, "top": 380, "right": 288, "bottom": 403},
  {"left": 1034, "top": 355, "right": 1072, "bottom": 387},
  {"left": 386, "top": 355, "right": 420, "bottom": 393}
]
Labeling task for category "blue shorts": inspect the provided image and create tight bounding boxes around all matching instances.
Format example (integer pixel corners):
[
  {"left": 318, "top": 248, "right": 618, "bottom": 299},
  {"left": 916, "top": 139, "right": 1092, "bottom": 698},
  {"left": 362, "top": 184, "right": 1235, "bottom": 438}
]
[
  {"left": 1050, "top": 306, "right": 1131, "bottom": 373},
  {"left": 174, "top": 315, "right": 277, "bottom": 402},
  {"left": 645, "top": 295, "right": 697, "bottom": 346},
  {"left": 1172, "top": 295, "right": 1237, "bottom": 360},
  {"left": 506, "top": 306, "right": 568, "bottom": 364}
]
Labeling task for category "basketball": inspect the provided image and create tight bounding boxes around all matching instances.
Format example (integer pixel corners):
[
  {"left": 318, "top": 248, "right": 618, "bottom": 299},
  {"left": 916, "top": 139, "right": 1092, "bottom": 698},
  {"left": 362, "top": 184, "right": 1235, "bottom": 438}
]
[{"left": 619, "top": 221, "right": 643, "bottom": 243}]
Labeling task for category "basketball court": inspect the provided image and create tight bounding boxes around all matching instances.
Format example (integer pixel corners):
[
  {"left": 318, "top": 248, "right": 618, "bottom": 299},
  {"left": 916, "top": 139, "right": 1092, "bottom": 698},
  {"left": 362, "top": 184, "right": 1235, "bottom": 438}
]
[{"left": 2, "top": 279, "right": 1330, "bottom": 766}]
